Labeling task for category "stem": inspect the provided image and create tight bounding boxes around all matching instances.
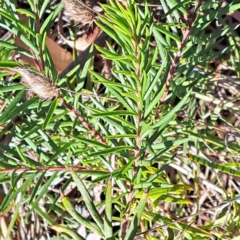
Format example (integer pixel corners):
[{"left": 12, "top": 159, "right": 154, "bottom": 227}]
[
  {"left": 34, "top": 0, "right": 45, "bottom": 71},
  {"left": 59, "top": 97, "right": 107, "bottom": 145},
  {"left": 0, "top": 166, "right": 108, "bottom": 173},
  {"left": 160, "top": 1, "right": 203, "bottom": 103},
  {"left": 134, "top": 33, "right": 142, "bottom": 169},
  {"left": 122, "top": 27, "right": 143, "bottom": 240}
]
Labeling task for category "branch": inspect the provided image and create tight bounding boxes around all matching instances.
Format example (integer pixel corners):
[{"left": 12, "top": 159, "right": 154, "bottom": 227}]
[{"left": 160, "top": 1, "right": 203, "bottom": 103}]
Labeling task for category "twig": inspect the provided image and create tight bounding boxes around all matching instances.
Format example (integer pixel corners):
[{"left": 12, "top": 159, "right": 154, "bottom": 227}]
[
  {"left": 0, "top": 166, "right": 109, "bottom": 173},
  {"left": 160, "top": 1, "right": 203, "bottom": 103},
  {"left": 59, "top": 97, "right": 107, "bottom": 144}
]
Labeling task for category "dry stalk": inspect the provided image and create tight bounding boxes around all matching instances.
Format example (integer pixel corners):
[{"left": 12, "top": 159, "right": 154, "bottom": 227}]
[{"left": 13, "top": 66, "right": 107, "bottom": 145}]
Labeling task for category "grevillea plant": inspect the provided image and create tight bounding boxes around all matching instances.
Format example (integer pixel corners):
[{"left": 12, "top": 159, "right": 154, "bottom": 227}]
[{"left": 0, "top": 0, "right": 240, "bottom": 239}]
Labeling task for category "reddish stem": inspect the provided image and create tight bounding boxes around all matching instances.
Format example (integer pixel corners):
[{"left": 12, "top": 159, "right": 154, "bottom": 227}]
[
  {"left": 59, "top": 97, "right": 107, "bottom": 145},
  {"left": 160, "top": 1, "right": 203, "bottom": 103},
  {"left": 0, "top": 166, "right": 109, "bottom": 173},
  {"left": 29, "top": 48, "right": 43, "bottom": 71}
]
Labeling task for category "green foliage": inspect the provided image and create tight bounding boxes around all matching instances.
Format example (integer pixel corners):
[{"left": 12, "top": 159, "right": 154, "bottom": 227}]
[{"left": 0, "top": 0, "right": 240, "bottom": 239}]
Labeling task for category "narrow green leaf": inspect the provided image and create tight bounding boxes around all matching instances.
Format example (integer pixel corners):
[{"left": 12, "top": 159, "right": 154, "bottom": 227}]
[
  {"left": 4, "top": 199, "right": 21, "bottom": 240},
  {"left": 0, "top": 161, "right": 19, "bottom": 169},
  {"left": 189, "top": 154, "right": 240, "bottom": 178},
  {"left": 106, "top": 134, "right": 136, "bottom": 139},
  {"left": 144, "top": 87, "right": 165, "bottom": 119},
  {"left": 154, "top": 24, "right": 181, "bottom": 43},
  {"left": 115, "top": 0, "right": 134, "bottom": 29},
  {"left": 29, "top": 171, "right": 47, "bottom": 204},
  {"left": 96, "top": 19, "right": 133, "bottom": 51},
  {"left": 104, "top": 178, "right": 113, "bottom": 239},
  {"left": 39, "top": 0, "right": 51, "bottom": 18},
  {"left": 26, "top": 171, "right": 57, "bottom": 219},
  {"left": 88, "top": 108, "right": 136, "bottom": 130},
  {"left": 59, "top": 65, "right": 79, "bottom": 85},
  {"left": 72, "top": 137, "right": 108, "bottom": 148},
  {"left": 163, "top": 0, "right": 190, "bottom": 17},
  {"left": 24, "top": 0, "right": 34, "bottom": 10},
  {"left": 96, "top": 45, "right": 135, "bottom": 61},
  {"left": 0, "top": 84, "right": 24, "bottom": 93},
  {"left": 46, "top": 140, "right": 76, "bottom": 164},
  {"left": 16, "top": 8, "right": 36, "bottom": 19},
  {"left": 62, "top": 196, "right": 104, "bottom": 237},
  {"left": 149, "top": 92, "right": 191, "bottom": 143},
  {"left": 153, "top": 28, "right": 167, "bottom": 60},
  {"left": 0, "top": 95, "right": 38, "bottom": 124},
  {"left": 51, "top": 225, "right": 85, "bottom": 240},
  {"left": 0, "top": 61, "right": 19, "bottom": 68},
  {"left": 0, "top": 90, "right": 25, "bottom": 123},
  {"left": 93, "top": 110, "right": 136, "bottom": 117},
  {"left": 229, "top": 3, "right": 240, "bottom": 13},
  {"left": 0, "top": 10, "right": 35, "bottom": 36},
  {"left": 89, "top": 145, "right": 134, "bottom": 157},
  {"left": 76, "top": 44, "right": 94, "bottom": 91},
  {"left": 91, "top": 74, "right": 136, "bottom": 92},
  {"left": 103, "top": 4, "right": 130, "bottom": 28},
  {"left": 15, "top": 145, "right": 41, "bottom": 167},
  {"left": 71, "top": 171, "right": 104, "bottom": 230},
  {"left": 0, "top": 20, "right": 38, "bottom": 56},
  {"left": 42, "top": 98, "right": 59, "bottom": 129},
  {"left": 144, "top": 59, "right": 167, "bottom": 101},
  {"left": 157, "top": 195, "right": 191, "bottom": 204},
  {"left": 0, "top": 173, "right": 36, "bottom": 212},
  {"left": 118, "top": 158, "right": 135, "bottom": 176},
  {"left": 0, "top": 41, "right": 32, "bottom": 57},
  {"left": 90, "top": 71, "right": 135, "bottom": 112},
  {"left": 34, "top": 172, "right": 58, "bottom": 203},
  {"left": 39, "top": 0, "right": 64, "bottom": 34},
  {"left": 34, "top": 205, "right": 56, "bottom": 225},
  {"left": 143, "top": 211, "right": 211, "bottom": 237}
]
